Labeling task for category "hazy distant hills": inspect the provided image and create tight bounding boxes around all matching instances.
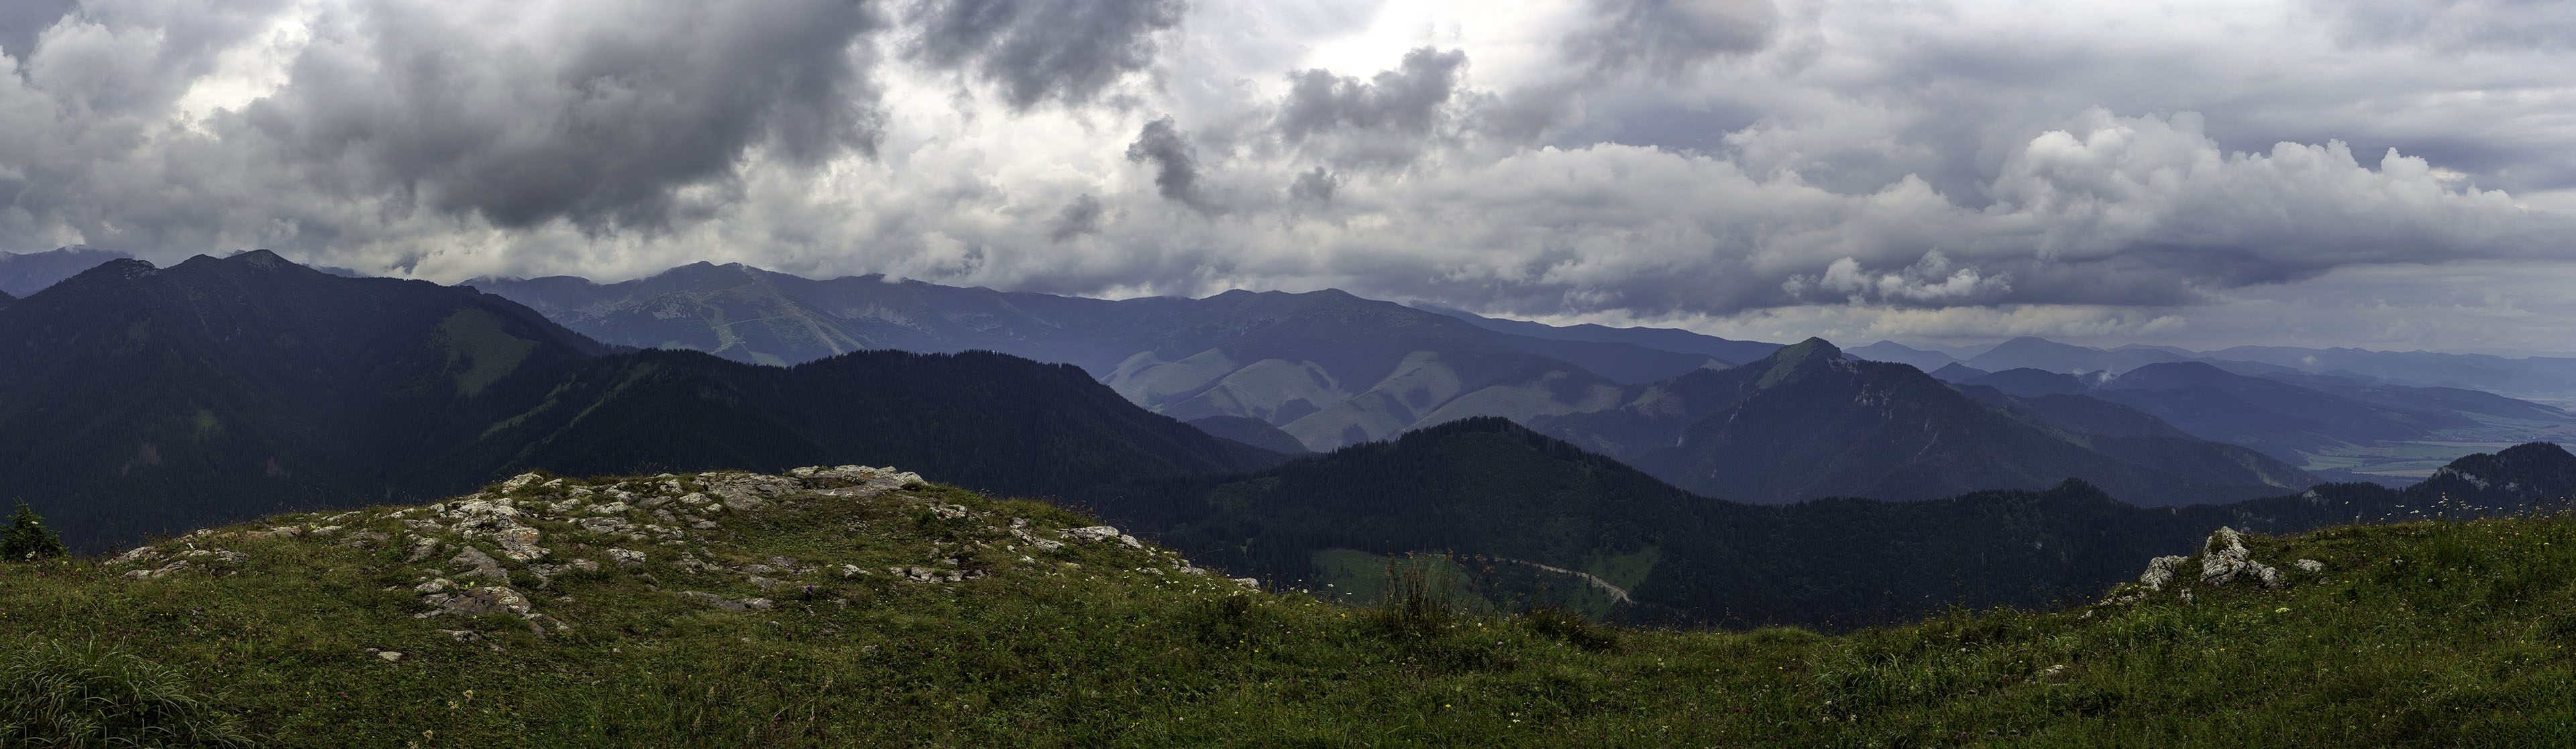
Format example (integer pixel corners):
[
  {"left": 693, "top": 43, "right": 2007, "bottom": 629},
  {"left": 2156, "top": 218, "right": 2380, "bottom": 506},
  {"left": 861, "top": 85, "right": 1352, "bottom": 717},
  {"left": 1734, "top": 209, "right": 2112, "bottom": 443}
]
[
  {"left": 0, "top": 246, "right": 134, "bottom": 296},
  {"left": 1913, "top": 357, "right": 2576, "bottom": 481},
  {"left": 1081, "top": 416, "right": 2576, "bottom": 629},
  {"left": 0, "top": 252, "right": 1274, "bottom": 551},
  {"left": 469, "top": 264, "right": 1732, "bottom": 451},
  {"left": 1864, "top": 333, "right": 2576, "bottom": 406},
  {"left": 1409, "top": 302, "right": 1784, "bottom": 363},
  {"left": 1525, "top": 339, "right": 2314, "bottom": 506}
]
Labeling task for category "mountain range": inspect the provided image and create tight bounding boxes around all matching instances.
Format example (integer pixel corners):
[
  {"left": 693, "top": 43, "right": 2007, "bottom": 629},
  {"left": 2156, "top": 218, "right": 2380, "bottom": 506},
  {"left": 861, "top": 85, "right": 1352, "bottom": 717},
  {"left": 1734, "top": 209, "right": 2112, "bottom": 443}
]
[
  {"left": 466, "top": 263, "right": 1740, "bottom": 452},
  {"left": 0, "top": 252, "right": 1275, "bottom": 551},
  {"left": 4, "top": 250, "right": 2576, "bottom": 633}
]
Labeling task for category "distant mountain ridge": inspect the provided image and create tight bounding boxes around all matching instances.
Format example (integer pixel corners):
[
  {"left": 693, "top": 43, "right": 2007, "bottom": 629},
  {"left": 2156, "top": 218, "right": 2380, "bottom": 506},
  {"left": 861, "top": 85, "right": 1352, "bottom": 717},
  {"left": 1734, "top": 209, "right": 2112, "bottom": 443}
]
[
  {"left": 0, "top": 252, "right": 1276, "bottom": 551},
  {"left": 470, "top": 263, "right": 2370, "bottom": 504},
  {"left": 1863, "top": 337, "right": 2576, "bottom": 478},
  {"left": 1525, "top": 339, "right": 2315, "bottom": 506},
  {"left": 0, "top": 246, "right": 135, "bottom": 296},
  {"left": 468, "top": 264, "right": 1735, "bottom": 451}
]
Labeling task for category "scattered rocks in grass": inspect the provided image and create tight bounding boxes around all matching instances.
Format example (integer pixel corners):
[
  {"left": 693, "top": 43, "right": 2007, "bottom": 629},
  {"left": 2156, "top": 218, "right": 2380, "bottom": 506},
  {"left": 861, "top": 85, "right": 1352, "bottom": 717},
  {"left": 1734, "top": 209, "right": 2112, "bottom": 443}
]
[
  {"left": 676, "top": 591, "right": 775, "bottom": 612},
  {"left": 421, "top": 585, "right": 532, "bottom": 618},
  {"left": 606, "top": 548, "right": 647, "bottom": 567},
  {"left": 106, "top": 545, "right": 163, "bottom": 565},
  {"left": 1063, "top": 526, "right": 1142, "bottom": 549},
  {"left": 1010, "top": 528, "right": 1065, "bottom": 551},
  {"left": 125, "top": 561, "right": 191, "bottom": 579}
]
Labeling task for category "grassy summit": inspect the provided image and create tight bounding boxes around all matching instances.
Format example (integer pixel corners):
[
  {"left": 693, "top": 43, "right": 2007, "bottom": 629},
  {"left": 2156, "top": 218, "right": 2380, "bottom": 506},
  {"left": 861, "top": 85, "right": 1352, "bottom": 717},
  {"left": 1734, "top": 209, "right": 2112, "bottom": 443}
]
[{"left": 2, "top": 467, "right": 2571, "bottom": 746}]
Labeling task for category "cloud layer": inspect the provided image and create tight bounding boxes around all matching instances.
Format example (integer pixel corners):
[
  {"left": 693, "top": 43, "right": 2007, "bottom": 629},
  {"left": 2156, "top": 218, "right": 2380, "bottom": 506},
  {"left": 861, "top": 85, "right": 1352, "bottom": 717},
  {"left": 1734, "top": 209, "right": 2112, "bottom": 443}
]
[{"left": 2, "top": 0, "right": 2571, "bottom": 351}]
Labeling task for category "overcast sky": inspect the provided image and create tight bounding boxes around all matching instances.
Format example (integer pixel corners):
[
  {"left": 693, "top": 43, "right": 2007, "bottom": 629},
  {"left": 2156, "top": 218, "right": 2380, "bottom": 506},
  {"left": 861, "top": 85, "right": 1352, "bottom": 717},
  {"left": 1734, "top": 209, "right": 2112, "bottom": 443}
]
[{"left": 4, "top": 0, "right": 2573, "bottom": 353}]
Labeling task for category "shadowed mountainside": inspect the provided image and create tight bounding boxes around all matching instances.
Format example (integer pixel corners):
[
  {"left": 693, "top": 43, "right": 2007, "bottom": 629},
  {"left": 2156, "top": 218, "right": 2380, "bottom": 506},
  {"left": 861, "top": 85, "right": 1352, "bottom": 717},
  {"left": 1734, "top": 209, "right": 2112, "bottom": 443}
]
[
  {"left": 1079, "top": 416, "right": 2576, "bottom": 630},
  {"left": 0, "top": 253, "right": 1277, "bottom": 551}
]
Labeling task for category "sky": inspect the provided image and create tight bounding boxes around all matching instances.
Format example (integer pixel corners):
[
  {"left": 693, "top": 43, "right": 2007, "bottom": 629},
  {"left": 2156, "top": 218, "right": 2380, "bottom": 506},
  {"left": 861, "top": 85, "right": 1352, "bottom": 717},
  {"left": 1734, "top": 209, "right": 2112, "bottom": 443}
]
[{"left": 3, "top": 0, "right": 2573, "bottom": 354}]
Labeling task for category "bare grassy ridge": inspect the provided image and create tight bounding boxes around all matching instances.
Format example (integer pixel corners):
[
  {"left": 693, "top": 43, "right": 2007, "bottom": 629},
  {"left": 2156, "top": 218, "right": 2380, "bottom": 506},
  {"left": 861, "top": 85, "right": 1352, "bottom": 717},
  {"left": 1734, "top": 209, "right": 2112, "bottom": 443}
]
[{"left": 1, "top": 472, "right": 2572, "bottom": 747}]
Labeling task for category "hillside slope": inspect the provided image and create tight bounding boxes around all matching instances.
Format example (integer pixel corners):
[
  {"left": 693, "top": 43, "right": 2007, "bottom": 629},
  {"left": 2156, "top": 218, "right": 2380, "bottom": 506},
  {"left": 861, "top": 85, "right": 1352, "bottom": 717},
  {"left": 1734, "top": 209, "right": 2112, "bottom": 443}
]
[
  {"left": 3, "top": 465, "right": 2570, "bottom": 746},
  {"left": 1079, "top": 418, "right": 2576, "bottom": 630}
]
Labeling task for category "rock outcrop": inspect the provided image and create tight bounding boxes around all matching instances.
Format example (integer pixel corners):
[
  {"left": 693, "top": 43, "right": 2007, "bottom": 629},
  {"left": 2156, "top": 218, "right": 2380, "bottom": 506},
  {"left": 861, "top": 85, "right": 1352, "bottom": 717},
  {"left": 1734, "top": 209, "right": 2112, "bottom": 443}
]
[{"left": 2096, "top": 526, "right": 2329, "bottom": 608}]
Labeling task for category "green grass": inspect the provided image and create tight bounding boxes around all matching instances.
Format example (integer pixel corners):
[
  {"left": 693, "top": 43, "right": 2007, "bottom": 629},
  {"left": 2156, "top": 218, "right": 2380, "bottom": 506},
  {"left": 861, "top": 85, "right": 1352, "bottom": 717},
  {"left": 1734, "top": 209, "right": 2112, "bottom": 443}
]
[{"left": 1, "top": 471, "right": 2572, "bottom": 746}]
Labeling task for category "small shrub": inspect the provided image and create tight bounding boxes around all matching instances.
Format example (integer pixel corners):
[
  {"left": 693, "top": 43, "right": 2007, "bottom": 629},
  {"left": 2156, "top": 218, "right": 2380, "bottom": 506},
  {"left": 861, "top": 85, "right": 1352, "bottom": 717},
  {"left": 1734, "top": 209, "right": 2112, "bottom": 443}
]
[
  {"left": 0, "top": 638, "right": 254, "bottom": 747},
  {"left": 1, "top": 503, "right": 67, "bottom": 562}
]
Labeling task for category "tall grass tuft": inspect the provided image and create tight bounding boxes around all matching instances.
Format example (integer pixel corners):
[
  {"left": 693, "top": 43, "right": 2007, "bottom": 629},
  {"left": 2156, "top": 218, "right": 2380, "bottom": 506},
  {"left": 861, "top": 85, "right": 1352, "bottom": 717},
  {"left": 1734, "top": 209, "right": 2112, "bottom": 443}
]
[
  {"left": 1371, "top": 554, "right": 1457, "bottom": 637},
  {"left": 0, "top": 638, "right": 254, "bottom": 748}
]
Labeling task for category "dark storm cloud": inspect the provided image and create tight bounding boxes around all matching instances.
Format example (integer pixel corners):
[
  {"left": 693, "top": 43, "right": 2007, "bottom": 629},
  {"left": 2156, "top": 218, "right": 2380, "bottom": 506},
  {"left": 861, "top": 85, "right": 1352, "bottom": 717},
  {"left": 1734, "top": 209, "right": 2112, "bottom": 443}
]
[
  {"left": 2318, "top": 0, "right": 2576, "bottom": 52},
  {"left": 1125, "top": 116, "right": 1214, "bottom": 212},
  {"left": 1277, "top": 47, "right": 1464, "bottom": 141},
  {"left": 1271, "top": 47, "right": 1470, "bottom": 169},
  {"left": 1048, "top": 193, "right": 1104, "bottom": 241},
  {"left": 904, "top": 0, "right": 1185, "bottom": 109},
  {"left": 0, "top": 0, "right": 75, "bottom": 65},
  {"left": 1288, "top": 167, "right": 1336, "bottom": 203},
  {"left": 1564, "top": 0, "right": 1776, "bottom": 76},
  {"left": 232, "top": 0, "right": 885, "bottom": 234}
]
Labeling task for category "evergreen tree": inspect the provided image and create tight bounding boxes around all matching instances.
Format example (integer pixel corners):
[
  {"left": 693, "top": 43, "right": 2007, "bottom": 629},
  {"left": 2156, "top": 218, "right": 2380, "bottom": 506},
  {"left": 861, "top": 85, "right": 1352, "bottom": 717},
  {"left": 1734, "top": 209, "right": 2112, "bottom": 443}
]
[{"left": 3, "top": 502, "right": 67, "bottom": 561}]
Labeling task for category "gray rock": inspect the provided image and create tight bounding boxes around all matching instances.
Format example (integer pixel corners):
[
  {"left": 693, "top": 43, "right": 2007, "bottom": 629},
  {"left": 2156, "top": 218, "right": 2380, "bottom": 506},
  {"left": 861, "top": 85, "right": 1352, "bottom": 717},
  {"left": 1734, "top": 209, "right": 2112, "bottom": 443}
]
[
  {"left": 2137, "top": 555, "right": 2189, "bottom": 591},
  {"left": 448, "top": 546, "right": 510, "bottom": 581},
  {"left": 605, "top": 548, "right": 647, "bottom": 567},
  {"left": 747, "top": 576, "right": 785, "bottom": 591},
  {"left": 494, "top": 526, "right": 549, "bottom": 561},
  {"left": 2294, "top": 559, "right": 2325, "bottom": 573},
  {"left": 2198, "top": 527, "right": 2281, "bottom": 589}
]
